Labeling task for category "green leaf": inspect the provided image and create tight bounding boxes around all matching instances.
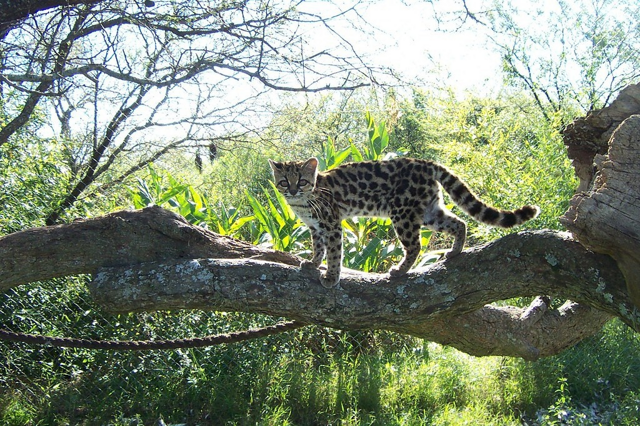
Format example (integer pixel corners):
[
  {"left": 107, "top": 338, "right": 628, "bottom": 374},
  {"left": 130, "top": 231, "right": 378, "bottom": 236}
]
[
  {"left": 228, "top": 215, "right": 255, "bottom": 234},
  {"left": 333, "top": 146, "right": 352, "bottom": 168},
  {"left": 322, "top": 136, "right": 352, "bottom": 170},
  {"left": 189, "top": 186, "right": 206, "bottom": 212},
  {"left": 374, "top": 121, "right": 390, "bottom": 157},
  {"left": 364, "top": 111, "right": 390, "bottom": 161},
  {"left": 350, "top": 140, "right": 364, "bottom": 162},
  {"left": 157, "top": 185, "right": 188, "bottom": 206},
  {"left": 358, "top": 237, "right": 384, "bottom": 272}
]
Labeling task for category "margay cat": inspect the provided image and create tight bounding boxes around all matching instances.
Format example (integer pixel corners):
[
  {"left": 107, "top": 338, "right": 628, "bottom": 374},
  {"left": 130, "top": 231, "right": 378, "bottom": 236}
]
[{"left": 269, "top": 157, "right": 539, "bottom": 288}]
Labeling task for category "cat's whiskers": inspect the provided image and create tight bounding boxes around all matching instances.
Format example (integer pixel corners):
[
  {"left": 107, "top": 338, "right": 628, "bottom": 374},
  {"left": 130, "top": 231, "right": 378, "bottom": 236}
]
[
  {"left": 307, "top": 199, "right": 325, "bottom": 217},
  {"left": 309, "top": 194, "right": 333, "bottom": 211}
]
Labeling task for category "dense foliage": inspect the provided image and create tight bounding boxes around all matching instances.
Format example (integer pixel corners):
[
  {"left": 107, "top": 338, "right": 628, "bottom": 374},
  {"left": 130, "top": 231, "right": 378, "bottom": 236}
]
[
  {"left": 3, "top": 89, "right": 640, "bottom": 424},
  {"left": 1, "top": 0, "right": 639, "bottom": 424}
]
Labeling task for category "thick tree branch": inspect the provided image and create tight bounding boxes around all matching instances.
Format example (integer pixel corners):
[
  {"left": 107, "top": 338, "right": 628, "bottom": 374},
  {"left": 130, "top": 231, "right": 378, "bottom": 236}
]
[
  {"left": 0, "top": 206, "right": 628, "bottom": 360},
  {"left": 90, "top": 230, "right": 626, "bottom": 323},
  {"left": 0, "top": 206, "right": 300, "bottom": 292},
  {"left": 87, "top": 229, "right": 624, "bottom": 360}
]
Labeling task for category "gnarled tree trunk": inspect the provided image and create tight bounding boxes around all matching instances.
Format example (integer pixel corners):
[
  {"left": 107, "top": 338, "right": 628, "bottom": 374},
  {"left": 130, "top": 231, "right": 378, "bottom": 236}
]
[{"left": 561, "top": 84, "right": 640, "bottom": 307}]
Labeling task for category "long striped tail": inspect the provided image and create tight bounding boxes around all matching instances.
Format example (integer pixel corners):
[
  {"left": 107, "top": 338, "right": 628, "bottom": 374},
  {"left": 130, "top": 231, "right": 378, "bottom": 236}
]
[{"left": 434, "top": 163, "right": 540, "bottom": 228}]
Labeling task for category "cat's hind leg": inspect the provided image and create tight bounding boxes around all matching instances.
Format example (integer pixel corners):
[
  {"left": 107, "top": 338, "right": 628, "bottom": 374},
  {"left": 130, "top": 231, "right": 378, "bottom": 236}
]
[
  {"left": 423, "top": 204, "right": 467, "bottom": 258},
  {"left": 389, "top": 214, "right": 422, "bottom": 277}
]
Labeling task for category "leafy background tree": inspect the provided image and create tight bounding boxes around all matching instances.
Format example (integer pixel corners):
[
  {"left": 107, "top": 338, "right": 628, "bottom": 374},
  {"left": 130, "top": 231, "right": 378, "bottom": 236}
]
[
  {"left": 1, "top": 0, "right": 640, "bottom": 424},
  {"left": 0, "top": 0, "right": 377, "bottom": 225},
  {"left": 432, "top": 0, "right": 640, "bottom": 119}
]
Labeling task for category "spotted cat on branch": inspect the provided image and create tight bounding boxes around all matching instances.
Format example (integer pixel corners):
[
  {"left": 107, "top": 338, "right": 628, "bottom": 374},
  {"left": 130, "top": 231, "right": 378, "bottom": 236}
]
[{"left": 269, "top": 157, "right": 540, "bottom": 288}]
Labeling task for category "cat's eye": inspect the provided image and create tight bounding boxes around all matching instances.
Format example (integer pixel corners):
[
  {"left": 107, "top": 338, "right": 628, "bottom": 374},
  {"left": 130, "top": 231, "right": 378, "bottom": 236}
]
[
  {"left": 278, "top": 179, "right": 289, "bottom": 187},
  {"left": 299, "top": 179, "right": 310, "bottom": 187}
]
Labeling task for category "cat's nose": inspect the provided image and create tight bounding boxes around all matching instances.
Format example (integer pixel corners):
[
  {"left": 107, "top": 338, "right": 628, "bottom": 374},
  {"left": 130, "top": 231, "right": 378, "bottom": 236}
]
[{"left": 289, "top": 188, "right": 298, "bottom": 196}]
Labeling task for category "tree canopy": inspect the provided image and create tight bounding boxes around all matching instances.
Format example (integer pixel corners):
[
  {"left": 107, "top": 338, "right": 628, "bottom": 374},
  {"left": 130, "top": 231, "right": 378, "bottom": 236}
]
[{"left": 1, "top": 0, "right": 378, "bottom": 224}]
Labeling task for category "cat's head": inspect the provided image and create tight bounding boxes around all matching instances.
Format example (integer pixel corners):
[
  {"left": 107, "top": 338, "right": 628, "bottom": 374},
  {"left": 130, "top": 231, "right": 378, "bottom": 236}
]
[{"left": 268, "top": 157, "right": 318, "bottom": 198}]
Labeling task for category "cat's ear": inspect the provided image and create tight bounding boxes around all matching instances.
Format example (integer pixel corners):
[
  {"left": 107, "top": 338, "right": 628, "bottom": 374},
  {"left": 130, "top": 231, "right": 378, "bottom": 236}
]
[
  {"left": 303, "top": 157, "right": 319, "bottom": 174},
  {"left": 268, "top": 159, "right": 282, "bottom": 172}
]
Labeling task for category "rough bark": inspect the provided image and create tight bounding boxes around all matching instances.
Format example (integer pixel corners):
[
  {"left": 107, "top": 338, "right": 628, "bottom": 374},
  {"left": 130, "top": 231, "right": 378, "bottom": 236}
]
[
  {"left": 0, "top": 205, "right": 628, "bottom": 360},
  {"left": 561, "top": 84, "right": 640, "bottom": 307},
  {"left": 88, "top": 230, "right": 624, "bottom": 360},
  {"left": 562, "top": 84, "right": 640, "bottom": 191},
  {"left": 0, "top": 206, "right": 299, "bottom": 292}
]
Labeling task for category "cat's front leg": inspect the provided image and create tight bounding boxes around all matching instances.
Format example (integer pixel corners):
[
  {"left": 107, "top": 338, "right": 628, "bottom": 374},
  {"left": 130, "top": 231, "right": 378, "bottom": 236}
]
[
  {"left": 319, "top": 225, "right": 343, "bottom": 288},
  {"left": 310, "top": 227, "right": 326, "bottom": 268},
  {"left": 301, "top": 227, "right": 326, "bottom": 270}
]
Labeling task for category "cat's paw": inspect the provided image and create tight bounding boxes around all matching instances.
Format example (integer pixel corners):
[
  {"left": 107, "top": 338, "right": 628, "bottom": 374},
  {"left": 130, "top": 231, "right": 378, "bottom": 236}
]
[
  {"left": 300, "top": 259, "right": 317, "bottom": 270},
  {"left": 445, "top": 249, "right": 462, "bottom": 260},
  {"left": 320, "top": 272, "right": 339, "bottom": 288},
  {"left": 388, "top": 265, "right": 407, "bottom": 278},
  {"left": 301, "top": 260, "right": 326, "bottom": 273},
  {"left": 300, "top": 259, "right": 325, "bottom": 269}
]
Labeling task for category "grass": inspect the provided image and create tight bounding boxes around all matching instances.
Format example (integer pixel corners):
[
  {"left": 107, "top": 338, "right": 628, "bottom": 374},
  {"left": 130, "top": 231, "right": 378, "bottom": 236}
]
[{"left": 2, "top": 299, "right": 640, "bottom": 425}]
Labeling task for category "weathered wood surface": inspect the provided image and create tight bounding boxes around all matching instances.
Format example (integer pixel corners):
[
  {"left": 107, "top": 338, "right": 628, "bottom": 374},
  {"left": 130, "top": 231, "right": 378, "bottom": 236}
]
[
  {"left": 0, "top": 206, "right": 299, "bottom": 293},
  {"left": 90, "top": 230, "right": 623, "bottom": 360},
  {"left": 562, "top": 84, "right": 640, "bottom": 306}
]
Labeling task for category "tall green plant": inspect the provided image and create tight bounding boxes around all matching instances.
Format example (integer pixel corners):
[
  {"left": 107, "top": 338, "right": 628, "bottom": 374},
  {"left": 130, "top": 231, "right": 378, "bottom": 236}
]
[
  {"left": 129, "top": 165, "right": 209, "bottom": 225},
  {"left": 128, "top": 165, "right": 252, "bottom": 238},
  {"left": 210, "top": 203, "right": 255, "bottom": 237},
  {"left": 129, "top": 165, "right": 188, "bottom": 208},
  {"left": 363, "top": 110, "right": 390, "bottom": 161},
  {"left": 318, "top": 111, "right": 393, "bottom": 171},
  {"left": 318, "top": 136, "right": 351, "bottom": 171},
  {"left": 245, "top": 182, "right": 308, "bottom": 252},
  {"left": 342, "top": 217, "right": 401, "bottom": 273}
]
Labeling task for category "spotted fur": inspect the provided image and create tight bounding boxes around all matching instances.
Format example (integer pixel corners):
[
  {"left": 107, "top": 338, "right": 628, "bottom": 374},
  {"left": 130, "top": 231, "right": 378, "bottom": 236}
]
[{"left": 269, "top": 157, "right": 539, "bottom": 288}]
